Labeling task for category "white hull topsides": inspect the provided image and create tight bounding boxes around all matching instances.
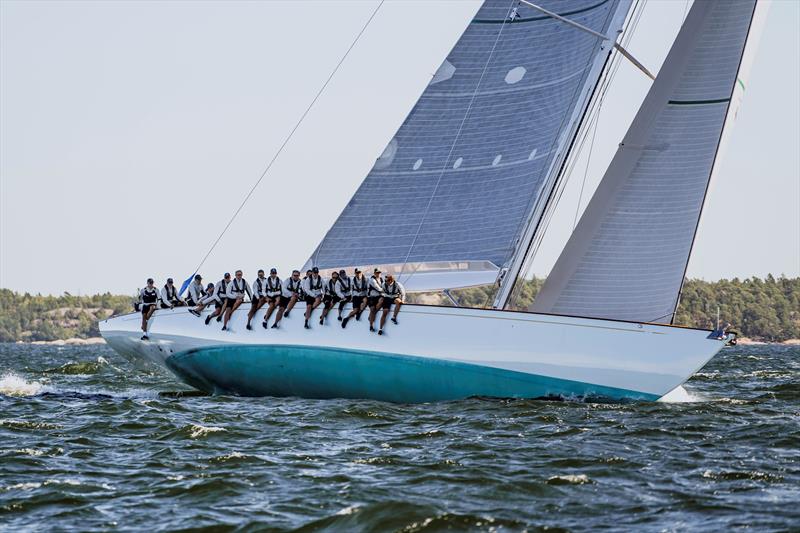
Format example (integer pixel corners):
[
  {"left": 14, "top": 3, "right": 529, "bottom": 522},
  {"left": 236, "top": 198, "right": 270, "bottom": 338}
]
[{"left": 100, "top": 303, "right": 728, "bottom": 402}]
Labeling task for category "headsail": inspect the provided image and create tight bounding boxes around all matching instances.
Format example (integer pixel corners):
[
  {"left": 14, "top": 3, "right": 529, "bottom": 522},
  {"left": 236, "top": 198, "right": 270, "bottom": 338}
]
[
  {"left": 308, "top": 0, "right": 631, "bottom": 291},
  {"left": 530, "top": 0, "right": 767, "bottom": 323}
]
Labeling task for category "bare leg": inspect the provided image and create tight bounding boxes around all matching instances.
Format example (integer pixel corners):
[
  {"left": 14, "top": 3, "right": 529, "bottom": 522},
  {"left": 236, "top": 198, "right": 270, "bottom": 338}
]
[
  {"left": 392, "top": 300, "right": 402, "bottom": 323},
  {"left": 284, "top": 295, "right": 297, "bottom": 317},
  {"left": 247, "top": 298, "right": 266, "bottom": 327},
  {"left": 379, "top": 306, "right": 391, "bottom": 330},
  {"left": 263, "top": 300, "right": 278, "bottom": 324},
  {"left": 338, "top": 298, "right": 349, "bottom": 319},
  {"left": 223, "top": 298, "right": 243, "bottom": 329},
  {"left": 368, "top": 299, "right": 383, "bottom": 331}
]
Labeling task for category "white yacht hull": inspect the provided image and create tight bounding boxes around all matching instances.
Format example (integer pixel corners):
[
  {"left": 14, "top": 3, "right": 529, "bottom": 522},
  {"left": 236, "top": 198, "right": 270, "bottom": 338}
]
[{"left": 99, "top": 304, "right": 728, "bottom": 402}]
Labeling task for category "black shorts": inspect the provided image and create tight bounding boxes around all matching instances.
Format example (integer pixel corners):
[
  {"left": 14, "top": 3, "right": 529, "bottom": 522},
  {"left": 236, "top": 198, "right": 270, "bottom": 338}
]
[
  {"left": 381, "top": 298, "right": 396, "bottom": 310},
  {"left": 226, "top": 297, "right": 240, "bottom": 306},
  {"left": 279, "top": 295, "right": 292, "bottom": 307},
  {"left": 367, "top": 296, "right": 381, "bottom": 308},
  {"left": 266, "top": 295, "right": 280, "bottom": 304},
  {"left": 141, "top": 304, "right": 155, "bottom": 315},
  {"left": 304, "top": 295, "right": 319, "bottom": 306},
  {"left": 323, "top": 294, "right": 341, "bottom": 305},
  {"left": 351, "top": 295, "right": 365, "bottom": 308},
  {"left": 186, "top": 298, "right": 196, "bottom": 307},
  {"left": 214, "top": 300, "right": 224, "bottom": 309}
]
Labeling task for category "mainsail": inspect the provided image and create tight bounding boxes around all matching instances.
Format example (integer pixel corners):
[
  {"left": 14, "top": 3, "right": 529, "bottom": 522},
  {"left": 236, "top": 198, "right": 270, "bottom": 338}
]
[
  {"left": 308, "top": 0, "right": 631, "bottom": 290},
  {"left": 530, "top": 0, "right": 766, "bottom": 323}
]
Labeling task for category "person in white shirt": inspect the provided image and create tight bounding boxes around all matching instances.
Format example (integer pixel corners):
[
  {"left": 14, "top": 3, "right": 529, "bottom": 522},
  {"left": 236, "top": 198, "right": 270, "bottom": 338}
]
[
  {"left": 319, "top": 271, "right": 346, "bottom": 325},
  {"left": 160, "top": 278, "right": 186, "bottom": 309},
  {"left": 190, "top": 283, "right": 219, "bottom": 317},
  {"left": 270, "top": 269, "right": 302, "bottom": 329},
  {"left": 139, "top": 278, "right": 159, "bottom": 340},
  {"left": 205, "top": 273, "right": 231, "bottom": 325},
  {"left": 246, "top": 269, "right": 268, "bottom": 330},
  {"left": 341, "top": 268, "right": 368, "bottom": 329},
  {"left": 222, "top": 270, "right": 251, "bottom": 331},
  {"left": 302, "top": 266, "right": 324, "bottom": 329},
  {"left": 367, "top": 268, "right": 384, "bottom": 332},
  {"left": 377, "top": 274, "right": 406, "bottom": 335},
  {"left": 260, "top": 268, "right": 282, "bottom": 329},
  {"left": 335, "top": 269, "right": 352, "bottom": 321},
  {"left": 186, "top": 275, "right": 205, "bottom": 306}
]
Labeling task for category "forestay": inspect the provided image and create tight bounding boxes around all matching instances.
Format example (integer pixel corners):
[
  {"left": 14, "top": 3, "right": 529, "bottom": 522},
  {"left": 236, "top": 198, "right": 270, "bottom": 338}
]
[
  {"left": 308, "top": 0, "right": 630, "bottom": 291},
  {"left": 531, "top": 0, "right": 764, "bottom": 323}
]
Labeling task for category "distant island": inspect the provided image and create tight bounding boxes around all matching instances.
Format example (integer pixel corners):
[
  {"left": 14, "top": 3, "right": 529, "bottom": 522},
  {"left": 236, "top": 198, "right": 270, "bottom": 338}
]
[{"left": 0, "top": 276, "right": 797, "bottom": 343}]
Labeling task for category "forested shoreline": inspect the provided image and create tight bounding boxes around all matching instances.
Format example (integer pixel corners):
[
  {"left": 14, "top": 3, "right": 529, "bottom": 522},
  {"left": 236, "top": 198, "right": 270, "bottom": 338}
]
[{"left": 1, "top": 276, "right": 797, "bottom": 342}]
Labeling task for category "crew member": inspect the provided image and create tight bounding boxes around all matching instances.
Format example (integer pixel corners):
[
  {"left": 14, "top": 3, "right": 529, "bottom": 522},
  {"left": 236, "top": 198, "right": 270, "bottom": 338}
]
[
  {"left": 190, "top": 283, "right": 219, "bottom": 316},
  {"left": 160, "top": 278, "right": 186, "bottom": 309},
  {"left": 261, "top": 268, "right": 282, "bottom": 328},
  {"left": 302, "top": 266, "right": 324, "bottom": 329},
  {"left": 367, "top": 268, "right": 384, "bottom": 332},
  {"left": 341, "top": 268, "right": 367, "bottom": 328},
  {"left": 246, "top": 269, "right": 268, "bottom": 330},
  {"left": 319, "top": 271, "right": 345, "bottom": 325},
  {"left": 336, "top": 269, "right": 351, "bottom": 321},
  {"left": 222, "top": 269, "right": 251, "bottom": 331},
  {"left": 139, "top": 278, "right": 159, "bottom": 340},
  {"left": 271, "top": 269, "right": 302, "bottom": 328},
  {"left": 186, "top": 274, "right": 205, "bottom": 306},
  {"left": 377, "top": 274, "right": 406, "bottom": 335},
  {"left": 205, "top": 273, "right": 231, "bottom": 325}
]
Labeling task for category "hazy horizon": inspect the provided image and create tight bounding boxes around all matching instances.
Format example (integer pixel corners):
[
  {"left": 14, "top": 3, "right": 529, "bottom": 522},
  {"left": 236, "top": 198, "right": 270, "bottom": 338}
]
[{"left": 2, "top": 0, "right": 798, "bottom": 296}]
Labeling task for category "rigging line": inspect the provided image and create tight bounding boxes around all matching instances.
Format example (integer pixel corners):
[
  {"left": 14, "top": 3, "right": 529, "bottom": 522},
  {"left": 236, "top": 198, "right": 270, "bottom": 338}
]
[
  {"left": 396, "top": 0, "right": 517, "bottom": 284},
  {"left": 506, "top": 0, "right": 646, "bottom": 307},
  {"left": 189, "top": 0, "right": 385, "bottom": 277},
  {"left": 572, "top": 92, "right": 601, "bottom": 230},
  {"left": 503, "top": 0, "right": 622, "bottom": 267}
]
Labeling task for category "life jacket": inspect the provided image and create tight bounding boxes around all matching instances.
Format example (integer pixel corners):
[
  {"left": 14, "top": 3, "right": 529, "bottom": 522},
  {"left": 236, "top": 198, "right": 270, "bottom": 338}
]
[
  {"left": 164, "top": 284, "right": 177, "bottom": 302},
  {"left": 218, "top": 279, "right": 228, "bottom": 297},
  {"left": 231, "top": 278, "right": 246, "bottom": 294},
  {"left": 309, "top": 275, "right": 322, "bottom": 291},
  {"left": 287, "top": 278, "right": 301, "bottom": 294},
  {"left": 383, "top": 281, "right": 401, "bottom": 298},
  {"left": 327, "top": 279, "right": 338, "bottom": 295},
  {"left": 368, "top": 276, "right": 383, "bottom": 297},
  {"left": 267, "top": 276, "right": 281, "bottom": 294},
  {"left": 255, "top": 277, "right": 265, "bottom": 296},
  {"left": 142, "top": 287, "right": 158, "bottom": 304},
  {"left": 352, "top": 276, "right": 367, "bottom": 293},
  {"left": 340, "top": 277, "right": 351, "bottom": 292}
]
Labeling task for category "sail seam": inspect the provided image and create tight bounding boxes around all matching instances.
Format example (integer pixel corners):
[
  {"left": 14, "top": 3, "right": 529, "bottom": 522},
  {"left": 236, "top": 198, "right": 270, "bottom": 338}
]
[
  {"left": 667, "top": 97, "right": 731, "bottom": 105},
  {"left": 473, "top": 0, "right": 612, "bottom": 24}
]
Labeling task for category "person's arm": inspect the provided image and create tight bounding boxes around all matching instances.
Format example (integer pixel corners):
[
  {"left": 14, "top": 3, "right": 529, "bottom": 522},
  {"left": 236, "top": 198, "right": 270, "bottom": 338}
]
[
  {"left": 251, "top": 281, "right": 260, "bottom": 299},
  {"left": 160, "top": 287, "right": 173, "bottom": 307},
  {"left": 397, "top": 282, "right": 406, "bottom": 302},
  {"left": 335, "top": 280, "right": 346, "bottom": 299},
  {"left": 244, "top": 281, "right": 252, "bottom": 300}
]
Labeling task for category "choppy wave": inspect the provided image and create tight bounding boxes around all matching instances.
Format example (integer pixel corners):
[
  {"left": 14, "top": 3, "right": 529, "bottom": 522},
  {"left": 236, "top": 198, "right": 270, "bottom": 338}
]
[{"left": 0, "top": 342, "right": 797, "bottom": 531}]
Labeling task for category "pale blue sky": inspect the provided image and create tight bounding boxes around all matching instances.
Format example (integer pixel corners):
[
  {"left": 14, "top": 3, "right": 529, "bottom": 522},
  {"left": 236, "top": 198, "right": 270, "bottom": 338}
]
[{"left": 1, "top": 0, "right": 798, "bottom": 295}]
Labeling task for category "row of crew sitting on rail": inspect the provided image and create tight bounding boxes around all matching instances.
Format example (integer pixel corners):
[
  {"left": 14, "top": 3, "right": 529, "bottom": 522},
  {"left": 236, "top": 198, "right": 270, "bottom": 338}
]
[{"left": 137, "top": 267, "right": 405, "bottom": 340}]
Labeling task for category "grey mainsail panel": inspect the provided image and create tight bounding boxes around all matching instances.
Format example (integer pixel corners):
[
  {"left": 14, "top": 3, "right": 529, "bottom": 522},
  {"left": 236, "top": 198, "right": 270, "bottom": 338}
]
[
  {"left": 531, "top": 0, "right": 758, "bottom": 323},
  {"left": 310, "top": 0, "right": 628, "bottom": 281}
]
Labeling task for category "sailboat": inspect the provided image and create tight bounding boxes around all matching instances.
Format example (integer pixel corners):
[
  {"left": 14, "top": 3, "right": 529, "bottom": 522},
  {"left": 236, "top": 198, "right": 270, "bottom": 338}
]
[{"left": 100, "top": 0, "right": 767, "bottom": 402}]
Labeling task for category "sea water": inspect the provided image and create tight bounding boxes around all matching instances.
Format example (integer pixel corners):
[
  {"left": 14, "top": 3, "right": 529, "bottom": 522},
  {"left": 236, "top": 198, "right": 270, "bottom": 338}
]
[{"left": 0, "top": 342, "right": 797, "bottom": 531}]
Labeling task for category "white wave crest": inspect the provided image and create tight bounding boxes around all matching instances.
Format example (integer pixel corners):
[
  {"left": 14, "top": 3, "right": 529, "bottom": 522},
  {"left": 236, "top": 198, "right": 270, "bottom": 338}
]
[
  {"left": 0, "top": 372, "right": 53, "bottom": 397},
  {"left": 189, "top": 424, "right": 227, "bottom": 439},
  {"left": 658, "top": 385, "right": 705, "bottom": 403}
]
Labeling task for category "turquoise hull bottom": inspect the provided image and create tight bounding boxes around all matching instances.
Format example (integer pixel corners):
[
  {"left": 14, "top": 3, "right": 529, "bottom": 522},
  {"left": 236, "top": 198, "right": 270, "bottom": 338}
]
[{"left": 165, "top": 344, "right": 659, "bottom": 403}]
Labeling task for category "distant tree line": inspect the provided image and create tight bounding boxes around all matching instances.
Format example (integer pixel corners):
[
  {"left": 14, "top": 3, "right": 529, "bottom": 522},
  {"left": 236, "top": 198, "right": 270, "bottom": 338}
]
[
  {"left": 0, "top": 289, "right": 133, "bottom": 342},
  {"left": 0, "top": 276, "right": 797, "bottom": 342}
]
